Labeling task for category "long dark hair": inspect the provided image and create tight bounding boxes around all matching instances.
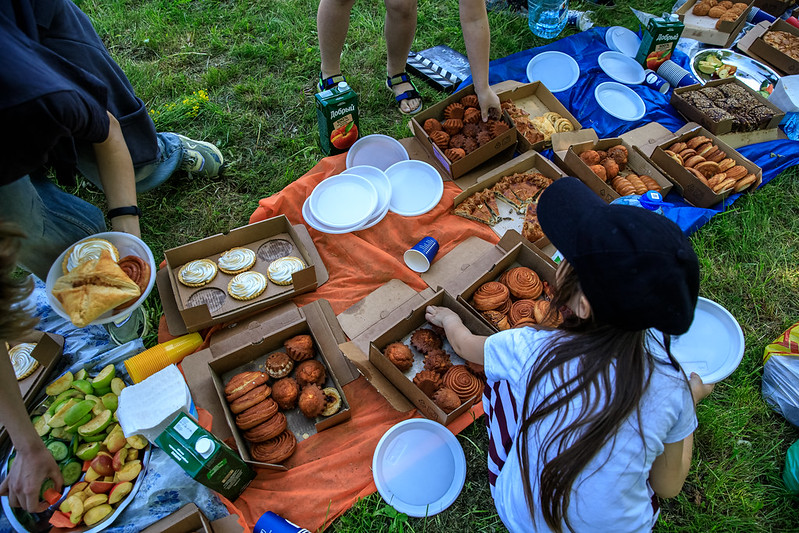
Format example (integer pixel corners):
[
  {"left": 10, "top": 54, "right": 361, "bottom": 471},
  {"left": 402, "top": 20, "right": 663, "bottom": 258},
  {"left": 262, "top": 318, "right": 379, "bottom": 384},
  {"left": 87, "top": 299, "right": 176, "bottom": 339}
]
[
  {"left": 0, "top": 221, "right": 37, "bottom": 340},
  {"left": 518, "top": 263, "right": 682, "bottom": 532}
]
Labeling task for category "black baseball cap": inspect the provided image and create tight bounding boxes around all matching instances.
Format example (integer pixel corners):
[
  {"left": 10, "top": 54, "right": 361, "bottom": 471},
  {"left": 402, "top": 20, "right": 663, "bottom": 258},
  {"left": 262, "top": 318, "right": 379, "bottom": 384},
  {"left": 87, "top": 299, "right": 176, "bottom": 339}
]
[{"left": 538, "top": 177, "right": 699, "bottom": 335}]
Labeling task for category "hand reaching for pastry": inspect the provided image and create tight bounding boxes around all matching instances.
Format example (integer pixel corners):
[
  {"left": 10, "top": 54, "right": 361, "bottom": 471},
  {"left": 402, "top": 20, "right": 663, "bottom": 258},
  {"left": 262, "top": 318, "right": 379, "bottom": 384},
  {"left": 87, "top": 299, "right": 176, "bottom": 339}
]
[
  {"left": 475, "top": 85, "right": 501, "bottom": 122},
  {"left": 425, "top": 306, "right": 462, "bottom": 331}
]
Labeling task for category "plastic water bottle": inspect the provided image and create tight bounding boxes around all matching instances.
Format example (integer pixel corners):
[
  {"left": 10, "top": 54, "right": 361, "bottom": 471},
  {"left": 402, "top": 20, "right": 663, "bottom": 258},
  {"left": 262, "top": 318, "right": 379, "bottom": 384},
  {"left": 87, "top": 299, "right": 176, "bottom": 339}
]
[
  {"left": 529, "top": 0, "right": 569, "bottom": 38},
  {"left": 566, "top": 10, "right": 594, "bottom": 31},
  {"left": 610, "top": 190, "right": 664, "bottom": 215}
]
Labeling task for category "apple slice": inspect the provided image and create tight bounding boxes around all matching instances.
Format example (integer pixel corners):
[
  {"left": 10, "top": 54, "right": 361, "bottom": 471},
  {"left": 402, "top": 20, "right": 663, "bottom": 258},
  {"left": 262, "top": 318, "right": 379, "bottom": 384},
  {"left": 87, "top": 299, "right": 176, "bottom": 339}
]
[
  {"left": 108, "top": 482, "right": 132, "bottom": 505},
  {"left": 88, "top": 480, "right": 114, "bottom": 494},
  {"left": 104, "top": 425, "right": 127, "bottom": 453},
  {"left": 83, "top": 493, "right": 108, "bottom": 511},
  {"left": 116, "top": 460, "right": 141, "bottom": 482},
  {"left": 125, "top": 434, "right": 148, "bottom": 450},
  {"left": 90, "top": 453, "right": 114, "bottom": 477},
  {"left": 78, "top": 409, "right": 112, "bottom": 437},
  {"left": 45, "top": 371, "right": 74, "bottom": 396},
  {"left": 66, "top": 482, "right": 88, "bottom": 498},
  {"left": 112, "top": 448, "right": 127, "bottom": 471},
  {"left": 127, "top": 449, "right": 139, "bottom": 461},
  {"left": 84, "top": 503, "right": 113, "bottom": 526},
  {"left": 110, "top": 377, "right": 126, "bottom": 396}
]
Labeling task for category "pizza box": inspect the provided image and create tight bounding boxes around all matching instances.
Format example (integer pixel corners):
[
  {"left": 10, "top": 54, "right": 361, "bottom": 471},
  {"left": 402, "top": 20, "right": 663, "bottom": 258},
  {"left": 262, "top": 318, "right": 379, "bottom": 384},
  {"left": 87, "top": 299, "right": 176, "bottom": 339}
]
[
  {"left": 409, "top": 84, "right": 518, "bottom": 179},
  {"left": 451, "top": 151, "right": 566, "bottom": 248},
  {"left": 671, "top": 78, "right": 785, "bottom": 136},
  {"left": 141, "top": 503, "right": 244, "bottom": 533},
  {"left": 552, "top": 128, "right": 673, "bottom": 203},
  {"left": 0, "top": 331, "right": 64, "bottom": 452},
  {"left": 650, "top": 123, "right": 763, "bottom": 208},
  {"left": 494, "top": 80, "right": 582, "bottom": 153},
  {"left": 157, "top": 215, "right": 328, "bottom": 335},
  {"left": 746, "top": 19, "right": 799, "bottom": 75},
  {"left": 181, "top": 299, "right": 357, "bottom": 470},
  {"left": 677, "top": 0, "right": 751, "bottom": 46}
]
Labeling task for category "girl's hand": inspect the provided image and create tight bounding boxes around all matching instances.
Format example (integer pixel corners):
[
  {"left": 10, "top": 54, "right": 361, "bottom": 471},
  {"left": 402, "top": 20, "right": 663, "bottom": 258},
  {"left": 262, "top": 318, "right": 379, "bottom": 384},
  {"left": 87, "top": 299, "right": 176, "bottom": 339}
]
[
  {"left": 425, "top": 306, "right": 461, "bottom": 330},
  {"left": 689, "top": 372, "right": 714, "bottom": 406},
  {"left": 475, "top": 86, "right": 501, "bottom": 122}
]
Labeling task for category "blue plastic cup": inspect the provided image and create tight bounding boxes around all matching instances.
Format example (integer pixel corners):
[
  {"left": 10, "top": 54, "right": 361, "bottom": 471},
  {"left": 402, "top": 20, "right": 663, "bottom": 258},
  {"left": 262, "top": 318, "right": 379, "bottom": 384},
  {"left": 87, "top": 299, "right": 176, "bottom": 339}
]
[
  {"left": 254, "top": 511, "right": 310, "bottom": 533},
  {"left": 403, "top": 236, "right": 439, "bottom": 273}
]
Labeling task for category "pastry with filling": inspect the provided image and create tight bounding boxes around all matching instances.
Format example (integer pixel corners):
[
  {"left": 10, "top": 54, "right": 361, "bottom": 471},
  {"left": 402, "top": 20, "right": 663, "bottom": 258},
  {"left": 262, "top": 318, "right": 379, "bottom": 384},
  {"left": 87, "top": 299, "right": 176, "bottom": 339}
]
[
  {"left": 384, "top": 342, "right": 414, "bottom": 371},
  {"left": 62, "top": 238, "right": 119, "bottom": 274},
  {"left": 265, "top": 352, "right": 294, "bottom": 379},
  {"left": 250, "top": 430, "right": 297, "bottom": 464},
  {"left": 522, "top": 203, "right": 544, "bottom": 243},
  {"left": 295, "top": 359, "right": 326, "bottom": 388},
  {"left": 298, "top": 384, "right": 326, "bottom": 418},
  {"left": 410, "top": 328, "right": 443, "bottom": 354},
  {"left": 267, "top": 256, "right": 305, "bottom": 286},
  {"left": 9, "top": 343, "right": 39, "bottom": 380},
  {"left": 482, "top": 310, "right": 510, "bottom": 331},
  {"left": 321, "top": 387, "right": 342, "bottom": 416},
  {"left": 178, "top": 259, "right": 218, "bottom": 287},
  {"left": 227, "top": 271, "right": 267, "bottom": 301},
  {"left": 284, "top": 334, "right": 314, "bottom": 361},
  {"left": 52, "top": 250, "right": 141, "bottom": 327},
  {"left": 217, "top": 247, "right": 256, "bottom": 274},
  {"left": 271, "top": 377, "right": 300, "bottom": 410},
  {"left": 452, "top": 190, "right": 500, "bottom": 226}
]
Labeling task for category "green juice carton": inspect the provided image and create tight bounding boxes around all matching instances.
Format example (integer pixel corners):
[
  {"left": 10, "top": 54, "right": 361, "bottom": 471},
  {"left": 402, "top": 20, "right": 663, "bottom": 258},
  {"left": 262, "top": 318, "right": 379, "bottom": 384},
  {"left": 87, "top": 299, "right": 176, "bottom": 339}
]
[
  {"left": 155, "top": 411, "right": 255, "bottom": 500},
  {"left": 315, "top": 82, "right": 359, "bottom": 156},
  {"left": 636, "top": 17, "right": 685, "bottom": 71}
]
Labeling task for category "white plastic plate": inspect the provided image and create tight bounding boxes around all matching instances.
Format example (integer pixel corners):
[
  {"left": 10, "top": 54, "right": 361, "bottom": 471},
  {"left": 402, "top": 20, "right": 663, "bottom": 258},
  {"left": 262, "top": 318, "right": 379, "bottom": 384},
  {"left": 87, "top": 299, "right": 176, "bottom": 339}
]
[
  {"left": 598, "top": 51, "right": 645, "bottom": 85},
  {"left": 526, "top": 51, "right": 580, "bottom": 92},
  {"left": 594, "top": 82, "right": 646, "bottom": 121},
  {"left": 372, "top": 418, "right": 466, "bottom": 517},
  {"left": 605, "top": 26, "right": 641, "bottom": 58},
  {"left": 45, "top": 232, "right": 157, "bottom": 326},
  {"left": 346, "top": 134, "right": 410, "bottom": 171},
  {"left": 345, "top": 165, "right": 393, "bottom": 227},
  {"left": 308, "top": 173, "right": 378, "bottom": 229},
  {"left": 302, "top": 197, "right": 371, "bottom": 234},
  {"left": 384, "top": 160, "right": 444, "bottom": 217}
]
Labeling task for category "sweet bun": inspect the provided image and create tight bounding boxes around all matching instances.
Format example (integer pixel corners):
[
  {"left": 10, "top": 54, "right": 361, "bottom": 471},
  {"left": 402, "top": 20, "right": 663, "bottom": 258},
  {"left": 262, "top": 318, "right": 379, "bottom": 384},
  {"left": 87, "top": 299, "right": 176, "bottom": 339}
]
[
  {"left": 443, "top": 365, "right": 483, "bottom": 403},
  {"left": 243, "top": 412, "right": 287, "bottom": 442},
  {"left": 385, "top": 342, "right": 414, "bottom": 371},
  {"left": 472, "top": 282, "right": 510, "bottom": 311},
  {"left": 265, "top": 352, "right": 294, "bottom": 379},
  {"left": 410, "top": 328, "right": 443, "bottom": 354},
  {"left": 284, "top": 334, "right": 314, "bottom": 361},
  {"left": 432, "top": 387, "right": 461, "bottom": 412},
  {"left": 225, "top": 371, "right": 268, "bottom": 402},
  {"left": 298, "top": 384, "right": 326, "bottom": 418},
  {"left": 501, "top": 267, "right": 543, "bottom": 300},
  {"left": 250, "top": 430, "right": 297, "bottom": 464},
  {"left": 229, "top": 384, "right": 271, "bottom": 414},
  {"left": 235, "top": 397, "right": 278, "bottom": 430},
  {"left": 295, "top": 359, "right": 326, "bottom": 388},
  {"left": 271, "top": 377, "right": 300, "bottom": 410}
]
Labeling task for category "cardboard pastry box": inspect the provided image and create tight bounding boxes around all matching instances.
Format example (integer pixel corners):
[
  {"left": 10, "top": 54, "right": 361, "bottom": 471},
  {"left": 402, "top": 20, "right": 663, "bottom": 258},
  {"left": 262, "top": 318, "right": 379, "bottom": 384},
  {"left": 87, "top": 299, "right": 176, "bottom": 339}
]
[
  {"left": 141, "top": 503, "right": 244, "bottom": 533},
  {"left": 157, "top": 215, "right": 328, "bottom": 335},
  {"left": 677, "top": 0, "right": 751, "bottom": 47},
  {"left": 747, "top": 19, "right": 799, "bottom": 75}
]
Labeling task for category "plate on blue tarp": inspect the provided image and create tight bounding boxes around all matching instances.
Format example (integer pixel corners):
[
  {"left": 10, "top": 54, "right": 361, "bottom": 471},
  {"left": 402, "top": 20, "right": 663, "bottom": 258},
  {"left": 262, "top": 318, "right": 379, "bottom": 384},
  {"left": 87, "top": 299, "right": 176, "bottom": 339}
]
[
  {"left": 526, "top": 51, "right": 580, "bottom": 92},
  {"left": 605, "top": 26, "right": 641, "bottom": 58},
  {"left": 599, "top": 51, "right": 646, "bottom": 85},
  {"left": 594, "top": 82, "right": 646, "bottom": 121}
]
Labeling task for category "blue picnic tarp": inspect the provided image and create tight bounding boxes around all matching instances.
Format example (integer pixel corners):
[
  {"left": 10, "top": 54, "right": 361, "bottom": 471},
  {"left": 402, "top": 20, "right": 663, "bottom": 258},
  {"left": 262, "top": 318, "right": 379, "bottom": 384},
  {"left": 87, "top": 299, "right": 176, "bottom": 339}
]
[{"left": 460, "top": 27, "right": 799, "bottom": 235}]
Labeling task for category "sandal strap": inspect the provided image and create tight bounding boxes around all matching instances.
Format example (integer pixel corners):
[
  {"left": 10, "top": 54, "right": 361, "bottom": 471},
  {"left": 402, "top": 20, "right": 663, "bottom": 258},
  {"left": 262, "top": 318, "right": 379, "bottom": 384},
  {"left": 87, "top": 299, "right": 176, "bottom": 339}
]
[
  {"left": 393, "top": 88, "right": 421, "bottom": 103},
  {"left": 318, "top": 73, "right": 347, "bottom": 92},
  {"left": 386, "top": 72, "right": 413, "bottom": 88}
]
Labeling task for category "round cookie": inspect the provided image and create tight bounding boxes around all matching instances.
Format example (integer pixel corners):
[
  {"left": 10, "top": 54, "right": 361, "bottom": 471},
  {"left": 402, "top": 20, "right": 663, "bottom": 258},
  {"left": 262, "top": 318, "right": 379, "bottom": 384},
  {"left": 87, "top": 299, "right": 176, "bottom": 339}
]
[
  {"left": 63, "top": 238, "right": 119, "bottom": 273},
  {"left": 179, "top": 259, "right": 218, "bottom": 287},
  {"left": 267, "top": 256, "right": 306, "bottom": 286},
  {"left": 9, "top": 343, "right": 39, "bottom": 380},
  {"left": 218, "top": 247, "right": 256, "bottom": 275},
  {"left": 227, "top": 271, "right": 267, "bottom": 301}
]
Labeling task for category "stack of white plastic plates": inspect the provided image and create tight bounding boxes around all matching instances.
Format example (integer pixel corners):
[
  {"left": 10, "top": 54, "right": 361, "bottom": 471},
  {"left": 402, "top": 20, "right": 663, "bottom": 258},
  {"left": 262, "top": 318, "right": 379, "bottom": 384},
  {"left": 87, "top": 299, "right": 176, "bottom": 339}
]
[
  {"left": 346, "top": 134, "right": 410, "bottom": 171},
  {"left": 384, "top": 160, "right": 444, "bottom": 217},
  {"left": 526, "top": 51, "right": 580, "bottom": 93}
]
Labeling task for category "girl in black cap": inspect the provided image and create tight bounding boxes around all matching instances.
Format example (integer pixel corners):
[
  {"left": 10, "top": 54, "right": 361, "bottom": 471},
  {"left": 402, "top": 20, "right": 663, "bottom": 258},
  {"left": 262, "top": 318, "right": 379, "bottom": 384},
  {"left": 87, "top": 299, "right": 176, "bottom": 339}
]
[{"left": 425, "top": 177, "right": 714, "bottom": 532}]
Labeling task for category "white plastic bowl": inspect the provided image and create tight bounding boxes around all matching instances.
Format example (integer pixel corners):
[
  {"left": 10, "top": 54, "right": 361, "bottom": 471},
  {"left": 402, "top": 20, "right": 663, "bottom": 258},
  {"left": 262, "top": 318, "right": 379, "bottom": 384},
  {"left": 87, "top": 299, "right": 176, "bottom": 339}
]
[
  {"left": 308, "top": 173, "right": 378, "bottom": 229},
  {"left": 594, "top": 82, "right": 646, "bottom": 121},
  {"left": 46, "top": 232, "right": 157, "bottom": 326}
]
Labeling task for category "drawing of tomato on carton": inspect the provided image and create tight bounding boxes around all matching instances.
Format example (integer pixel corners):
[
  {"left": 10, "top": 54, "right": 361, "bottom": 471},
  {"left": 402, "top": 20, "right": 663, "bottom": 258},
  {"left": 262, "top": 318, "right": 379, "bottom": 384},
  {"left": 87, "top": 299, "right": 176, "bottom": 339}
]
[{"left": 331, "top": 122, "right": 358, "bottom": 150}]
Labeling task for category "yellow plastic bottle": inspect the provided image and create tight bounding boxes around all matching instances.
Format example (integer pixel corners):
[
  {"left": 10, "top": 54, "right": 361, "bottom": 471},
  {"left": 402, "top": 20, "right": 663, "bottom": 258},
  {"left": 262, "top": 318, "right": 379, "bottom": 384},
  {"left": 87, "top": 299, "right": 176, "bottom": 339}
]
[{"left": 124, "top": 332, "right": 203, "bottom": 383}]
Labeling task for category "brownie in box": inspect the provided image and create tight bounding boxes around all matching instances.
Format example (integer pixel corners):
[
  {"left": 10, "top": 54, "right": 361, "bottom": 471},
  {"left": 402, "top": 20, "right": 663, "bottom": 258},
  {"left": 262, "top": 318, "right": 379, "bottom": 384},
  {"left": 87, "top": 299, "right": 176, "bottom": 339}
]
[
  {"left": 157, "top": 215, "right": 328, "bottom": 335},
  {"left": 672, "top": 78, "right": 784, "bottom": 135},
  {"left": 368, "top": 290, "right": 494, "bottom": 425},
  {"left": 650, "top": 124, "right": 762, "bottom": 208},
  {"left": 206, "top": 303, "right": 352, "bottom": 470},
  {"left": 410, "top": 84, "right": 517, "bottom": 180},
  {"left": 677, "top": 0, "right": 751, "bottom": 47},
  {"left": 553, "top": 130, "right": 673, "bottom": 203}
]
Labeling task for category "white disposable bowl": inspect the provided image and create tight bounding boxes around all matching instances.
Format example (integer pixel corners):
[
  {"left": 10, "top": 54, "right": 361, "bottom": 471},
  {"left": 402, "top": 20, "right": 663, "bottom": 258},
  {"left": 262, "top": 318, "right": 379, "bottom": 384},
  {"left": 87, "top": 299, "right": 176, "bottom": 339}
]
[
  {"left": 46, "top": 232, "right": 156, "bottom": 326},
  {"left": 346, "top": 134, "right": 410, "bottom": 171},
  {"left": 598, "top": 51, "right": 645, "bottom": 85},
  {"left": 594, "top": 81, "right": 646, "bottom": 121}
]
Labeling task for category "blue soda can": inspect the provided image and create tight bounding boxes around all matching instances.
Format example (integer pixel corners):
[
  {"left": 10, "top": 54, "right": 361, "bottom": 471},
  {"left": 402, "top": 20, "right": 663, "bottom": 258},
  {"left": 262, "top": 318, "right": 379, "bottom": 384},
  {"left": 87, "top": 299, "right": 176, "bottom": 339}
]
[
  {"left": 643, "top": 70, "right": 670, "bottom": 94},
  {"left": 254, "top": 511, "right": 311, "bottom": 533}
]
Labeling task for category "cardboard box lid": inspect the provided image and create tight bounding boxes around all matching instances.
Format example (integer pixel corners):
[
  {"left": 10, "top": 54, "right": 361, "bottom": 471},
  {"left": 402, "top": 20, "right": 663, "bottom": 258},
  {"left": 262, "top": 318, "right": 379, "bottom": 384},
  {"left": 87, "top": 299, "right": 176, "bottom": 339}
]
[
  {"left": 553, "top": 123, "right": 676, "bottom": 160},
  {"left": 141, "top": 503, "right": 244, "bottom": 533}
]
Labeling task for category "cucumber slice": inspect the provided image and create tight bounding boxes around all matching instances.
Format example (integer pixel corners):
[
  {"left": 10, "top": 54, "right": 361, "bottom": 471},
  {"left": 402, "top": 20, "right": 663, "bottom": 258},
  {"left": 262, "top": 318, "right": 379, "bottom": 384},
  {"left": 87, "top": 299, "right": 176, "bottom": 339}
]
[
  {"left": 46, "top": 441, "right": 69, "bottom": 462},
  {"left": 59, "top": 460, "right": 82, "bottom": 486}
]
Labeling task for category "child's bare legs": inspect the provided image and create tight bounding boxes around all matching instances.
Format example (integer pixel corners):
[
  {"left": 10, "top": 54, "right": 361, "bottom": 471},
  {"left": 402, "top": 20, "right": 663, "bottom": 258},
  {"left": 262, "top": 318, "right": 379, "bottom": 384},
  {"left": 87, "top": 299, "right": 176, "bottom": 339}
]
[
  {"left": 317, "top": 0, "right": 357, "bottom": 80},
  {"left": 385, "top": 0, "right": 420, "bottom": 113}
]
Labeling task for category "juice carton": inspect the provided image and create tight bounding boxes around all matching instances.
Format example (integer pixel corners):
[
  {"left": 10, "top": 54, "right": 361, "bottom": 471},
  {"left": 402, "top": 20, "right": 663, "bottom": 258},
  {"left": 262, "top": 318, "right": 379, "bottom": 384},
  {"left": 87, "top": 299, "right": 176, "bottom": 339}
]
[
  {"left": 155, "top": 411, "right": 255, "bottom": 500},
  {"left": 636, "top": 17, "right": 685, "bottom": 71},
  {"left": 315, "top": 82, "right": 359, "bottom": 156}
]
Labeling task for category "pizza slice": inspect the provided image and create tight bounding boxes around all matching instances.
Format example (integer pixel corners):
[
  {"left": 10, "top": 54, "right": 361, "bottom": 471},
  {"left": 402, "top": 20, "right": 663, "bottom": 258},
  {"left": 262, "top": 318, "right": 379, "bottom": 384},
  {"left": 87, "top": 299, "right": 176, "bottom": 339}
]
[
  {"left": 507, "top": 172, "right": 553, "bottom": 207},
  {"left": 491, "top": 176, "right": 525, "bottom": 213},
  {"left": 521, "top": 202, "right": 545, "bottom": 243},
  {"left": 453, "top": 190, "right": 500, "bottom": 226}
]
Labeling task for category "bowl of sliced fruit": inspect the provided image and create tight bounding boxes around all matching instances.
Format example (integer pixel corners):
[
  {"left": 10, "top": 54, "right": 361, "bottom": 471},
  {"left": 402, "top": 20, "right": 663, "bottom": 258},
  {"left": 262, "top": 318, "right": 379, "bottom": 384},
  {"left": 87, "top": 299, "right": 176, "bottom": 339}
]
[{"left": 691, "top": 48, "right": 781, "bottom": 97}]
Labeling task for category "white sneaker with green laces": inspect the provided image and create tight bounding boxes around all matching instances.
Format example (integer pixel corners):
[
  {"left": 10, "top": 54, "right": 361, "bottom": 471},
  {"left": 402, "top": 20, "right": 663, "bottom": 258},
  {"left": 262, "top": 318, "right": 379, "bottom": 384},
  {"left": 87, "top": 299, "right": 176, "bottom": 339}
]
[{"left": 178, "top": 134, "right": 224, "bottom": 177}]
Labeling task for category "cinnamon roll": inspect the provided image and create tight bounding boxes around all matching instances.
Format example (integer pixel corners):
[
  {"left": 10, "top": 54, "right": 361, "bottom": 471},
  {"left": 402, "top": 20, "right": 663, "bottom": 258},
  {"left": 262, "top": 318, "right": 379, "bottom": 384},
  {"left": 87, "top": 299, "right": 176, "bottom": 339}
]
[
  {"left": 508, "top": 299, "right": 537, "bottom": 327},
  {"left": 501, "top": 267, "right": 543, "bottom": 300},
  {"left": 250, "top": 430, "right": 297, "bottom": 464},
  {"left": 472, "top": 282, "right": 510, "bottom": 311},
  {"left": 442, "top": 365, "right": 483, "bottom": 403}
]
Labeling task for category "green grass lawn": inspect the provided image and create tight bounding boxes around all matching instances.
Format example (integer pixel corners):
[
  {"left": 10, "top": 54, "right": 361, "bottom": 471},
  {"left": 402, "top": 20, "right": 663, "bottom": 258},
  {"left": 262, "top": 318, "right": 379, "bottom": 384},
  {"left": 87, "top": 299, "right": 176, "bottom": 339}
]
[{"left": 70, "top": 0, "right": 799, "bottom": 530}]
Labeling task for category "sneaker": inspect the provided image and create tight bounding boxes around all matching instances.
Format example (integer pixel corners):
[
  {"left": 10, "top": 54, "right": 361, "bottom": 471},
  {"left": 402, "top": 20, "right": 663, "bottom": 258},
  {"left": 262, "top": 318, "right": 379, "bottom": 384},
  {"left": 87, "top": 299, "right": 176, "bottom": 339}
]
[
  {"left": 178, "top": 134, "right": 224, "bottom": 177},
  {"left": 106, "top": 306, "right": 149, "bottom": 346}
]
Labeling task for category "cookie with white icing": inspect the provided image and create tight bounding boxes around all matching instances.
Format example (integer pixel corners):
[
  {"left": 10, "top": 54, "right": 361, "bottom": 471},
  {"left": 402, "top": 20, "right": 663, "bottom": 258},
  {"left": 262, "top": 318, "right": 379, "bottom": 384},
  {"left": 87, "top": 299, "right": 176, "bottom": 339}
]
[{"left": 10, "top": 343, "right": 39, "bottom": 380}]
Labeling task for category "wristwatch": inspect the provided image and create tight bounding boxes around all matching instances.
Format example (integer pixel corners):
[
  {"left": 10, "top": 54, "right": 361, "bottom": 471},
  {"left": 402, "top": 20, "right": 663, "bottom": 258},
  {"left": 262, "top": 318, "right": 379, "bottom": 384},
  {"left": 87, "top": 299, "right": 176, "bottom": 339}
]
[{"left": 107, "top": 206, "right": 142, "bottom": 219}]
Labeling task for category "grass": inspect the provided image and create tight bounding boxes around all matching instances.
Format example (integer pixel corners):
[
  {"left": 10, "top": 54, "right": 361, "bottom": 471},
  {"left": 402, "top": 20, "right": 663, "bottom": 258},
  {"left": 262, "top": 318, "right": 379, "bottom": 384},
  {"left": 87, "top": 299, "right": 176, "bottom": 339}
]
[{"left": 64, "top": 0, "right": 799, "bottom": 530}]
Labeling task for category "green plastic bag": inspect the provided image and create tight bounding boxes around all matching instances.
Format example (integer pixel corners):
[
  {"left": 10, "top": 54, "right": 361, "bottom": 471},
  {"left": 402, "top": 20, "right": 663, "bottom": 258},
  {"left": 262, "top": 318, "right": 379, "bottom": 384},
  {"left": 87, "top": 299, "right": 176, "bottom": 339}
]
[{"left": 783, "top": 440, "right": 799, "bottom": 494}]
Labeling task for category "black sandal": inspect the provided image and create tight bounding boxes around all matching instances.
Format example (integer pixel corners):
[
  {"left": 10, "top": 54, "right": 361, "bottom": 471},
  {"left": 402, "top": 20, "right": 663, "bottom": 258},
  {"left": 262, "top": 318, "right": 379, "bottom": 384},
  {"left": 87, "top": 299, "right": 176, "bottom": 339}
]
[
  {"left": 386, "top": 72, "right": 423, "bottom": 115},
  {"left": 317, "top": 72, "right": 347, "bottom": 93}
]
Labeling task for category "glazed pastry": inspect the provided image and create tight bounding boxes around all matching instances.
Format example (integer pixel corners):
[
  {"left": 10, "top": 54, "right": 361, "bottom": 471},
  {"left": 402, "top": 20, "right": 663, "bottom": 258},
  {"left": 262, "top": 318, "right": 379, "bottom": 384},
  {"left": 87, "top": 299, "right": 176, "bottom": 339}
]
[
  {"left": 235, "top": 397, "right": 278, "bottom": 430},
  {"left": 472, "top": 281, "right": 510, "bottom": 311},
  {"left": 267, "top": 256, "right": 305, "bottom": 286},
  {"left": 500, "top": 267, "right": 543, "bottom": 300},
  {"left": 227, "top": 271, "right": 267, "bottom": 301},
  {"left": 534, "top": 299, "right": 563, "bottom": 327},
  {"left": 62, "top": 238, "right": 119, "bottom": 273},
  {"left": 482, "top": 310, "right": 510, "bottom": 331},
  {"left": 178, "top": 259, "right": 218, "bottom": 287},
  {"left": 298, "top": 384, "right": 326, "bottom": 418},
  {"left": 225, "top": 371, "right": 269, "bottom": 402},
  {"left": 321, "top": 387, "right": 342, "bottom": 416},
  {"left": 384, "top": 342, "right": 414, "bottom": 371},
  {"left": 432, "top": 387, "right": 461, "bottom": 412},
  {"left": 9, "top": 343, "right": 39, "bottom": 380},
  {"left": 443, "top": 365, "right": 483, "bottom": 403},
  {"left": 229, "top": 383, "right": 271, "bottom": 414},
  {"left": 250, "top": 430, "right": 297, "bottom": 464},
  {"left": 284, "top": 334, "right": 314, "bottom": 361},
  {"left": 410, "top": 328, "right": 443, "bottom": 354},
  {"left": 639, "top": 175, "right": 661, "bottom": 193},
  {"left": 217, "top": 247, "right": 256, "bottom": 274},
  {"left": 508, "top": 299, "right": 537, "bottom": 327},
  {"left": 413, "top": 370, "right": 443, "bottom": 398},
  {"left": 116, "top": 255, "right": 150, "bottom": 294},
  {"left": 271, "top": 377, "right": 300, "bottom": 410},
  {"left": 243, "top": 412, "right": 287, "bottom": 443},
  {"left": 295, "top": 359, "right": 326, "bottom": 388},
  {"left": 265, "top": 352, "right": 294, "bottom": 379},
  {"left": 423, "top": 349, "right": 453, "bottom": 373}
]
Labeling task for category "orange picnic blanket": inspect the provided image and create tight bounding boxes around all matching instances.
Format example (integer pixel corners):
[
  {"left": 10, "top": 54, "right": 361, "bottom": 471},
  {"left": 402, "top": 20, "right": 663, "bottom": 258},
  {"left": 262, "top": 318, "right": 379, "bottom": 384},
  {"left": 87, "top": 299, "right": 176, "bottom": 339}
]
[{"left": 165, "top": 153, "right": 501, "bottom": 532}]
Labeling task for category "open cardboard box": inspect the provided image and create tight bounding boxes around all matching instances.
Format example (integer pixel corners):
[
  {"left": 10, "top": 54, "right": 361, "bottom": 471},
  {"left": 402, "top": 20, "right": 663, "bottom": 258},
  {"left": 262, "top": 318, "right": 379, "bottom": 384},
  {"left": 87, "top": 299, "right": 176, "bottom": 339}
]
[
  {"left": 410, "top": 84, "right": 518, "bottom": 179},
  {"left": 671, "top": 78, "right": 785, "bottom": 137},
  {"left": 650, "top": 123, "right": 763, "bottom": 208},
  {"left": 677, "top": 0, "right": 751, "bottom": 46},
  {"left": 0, "top": 331, "right": 64, "bottom": 451},
  {"left": 552, "top": 129, "right": 673, "bottom": 203},
  {"left": 452, "top": 151, "right": 565, "bottom": 248},
  {"left": 744, "top": 19, "right": 799, "bottom": 75},
  {"left": 182, "top": 299, "right": 357, "bottom": 469},
  {"left": 141, "top": 503, "right": 244, "bottom": 533},
  {"left": 753, "top": 0, "right": 794, "bottom": 15},
  {"left": 494, "top": 81, "right": 582, "bottom": 153},
  {"left": 157, "top": 215, "right": 328, "bottom": 335}
]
